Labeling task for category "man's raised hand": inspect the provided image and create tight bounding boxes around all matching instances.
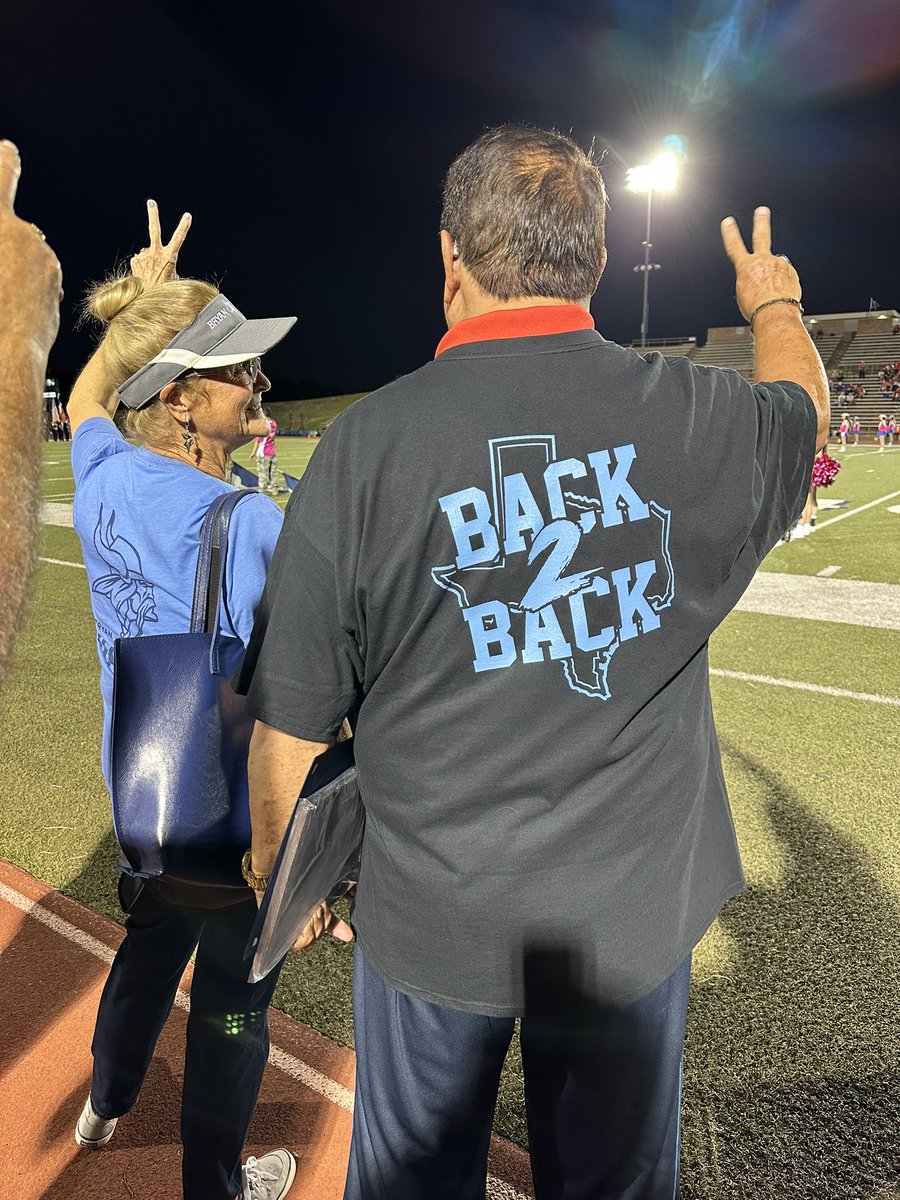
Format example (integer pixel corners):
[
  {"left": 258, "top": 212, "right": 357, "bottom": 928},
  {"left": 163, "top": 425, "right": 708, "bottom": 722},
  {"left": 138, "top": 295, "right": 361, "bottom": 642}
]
[
  {"left": 129, "top": 199, "right": 192, "bottom": 287},
  {"left": 721, "top": 206, "right": 802, "bottom": 325}
]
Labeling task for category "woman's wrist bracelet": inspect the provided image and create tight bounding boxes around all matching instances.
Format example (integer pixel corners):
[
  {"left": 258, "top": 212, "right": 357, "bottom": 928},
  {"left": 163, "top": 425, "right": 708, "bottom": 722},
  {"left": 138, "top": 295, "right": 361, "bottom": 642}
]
[{"left": 748, "top": 296, "right": 804, "bottom": 329}]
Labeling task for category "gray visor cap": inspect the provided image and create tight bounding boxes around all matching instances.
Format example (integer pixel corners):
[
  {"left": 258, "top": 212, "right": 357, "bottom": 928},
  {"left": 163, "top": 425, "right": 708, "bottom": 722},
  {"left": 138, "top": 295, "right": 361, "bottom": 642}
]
[{"left": 116, "top": 293, "right": 297, "bottom": 410}]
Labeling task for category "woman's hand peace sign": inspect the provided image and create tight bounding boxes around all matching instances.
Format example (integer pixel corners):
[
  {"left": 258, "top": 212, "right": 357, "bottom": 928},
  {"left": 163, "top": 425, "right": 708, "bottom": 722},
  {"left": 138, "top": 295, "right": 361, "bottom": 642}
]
[{"left": 129, "top": 199, "right": 192, "bottom": 287}]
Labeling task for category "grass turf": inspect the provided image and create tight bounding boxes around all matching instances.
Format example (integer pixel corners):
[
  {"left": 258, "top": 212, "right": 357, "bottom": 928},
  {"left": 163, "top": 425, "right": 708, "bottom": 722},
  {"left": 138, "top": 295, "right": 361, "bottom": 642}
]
[{"left": 1, "top": 438, "right": 898, "bottom": 1197}]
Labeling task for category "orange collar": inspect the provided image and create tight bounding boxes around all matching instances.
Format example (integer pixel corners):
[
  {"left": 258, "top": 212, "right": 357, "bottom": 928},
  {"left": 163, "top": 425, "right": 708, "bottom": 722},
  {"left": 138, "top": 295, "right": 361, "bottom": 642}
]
[{"left": 436, "top": 305, "right": 595, "bottom": 356}]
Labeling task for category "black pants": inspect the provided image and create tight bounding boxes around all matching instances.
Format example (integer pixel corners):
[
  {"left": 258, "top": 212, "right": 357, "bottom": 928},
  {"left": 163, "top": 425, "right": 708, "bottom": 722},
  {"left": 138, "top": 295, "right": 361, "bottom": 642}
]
[
  {"left": 89, "top": 879, "right": 284, "bottom": 1200},
  {"left": 345, "top": 946, "right": 691, "bottom": 1200}
]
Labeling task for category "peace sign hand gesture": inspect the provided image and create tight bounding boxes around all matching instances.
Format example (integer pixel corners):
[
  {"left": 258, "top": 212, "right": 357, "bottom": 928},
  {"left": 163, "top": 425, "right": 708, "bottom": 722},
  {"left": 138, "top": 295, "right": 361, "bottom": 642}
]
[
  {"left": 129, "top": 199, "right": 192, "bottom": 287},
  {"left": 720, "top": 206, "right": 801, "bottom": 325}
]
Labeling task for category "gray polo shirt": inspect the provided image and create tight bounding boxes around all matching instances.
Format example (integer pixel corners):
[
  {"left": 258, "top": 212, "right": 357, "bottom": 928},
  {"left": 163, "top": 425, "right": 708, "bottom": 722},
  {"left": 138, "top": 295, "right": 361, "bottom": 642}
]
[{"left": 236, "top": 306, "right": 817, "bottom": 1013}]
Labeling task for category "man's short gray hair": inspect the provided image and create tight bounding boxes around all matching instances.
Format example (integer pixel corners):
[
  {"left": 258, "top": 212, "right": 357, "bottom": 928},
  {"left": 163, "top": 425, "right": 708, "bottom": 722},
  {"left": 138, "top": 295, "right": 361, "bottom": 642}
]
[{"left": 440, "top": 125, "right": 607, "bottom": 303}]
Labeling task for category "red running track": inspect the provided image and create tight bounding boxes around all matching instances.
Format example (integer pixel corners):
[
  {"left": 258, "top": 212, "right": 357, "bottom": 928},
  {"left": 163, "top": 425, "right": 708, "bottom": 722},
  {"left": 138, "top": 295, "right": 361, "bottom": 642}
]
[{"left": 0, "top": 859, "right": 535, "bottom": 1200}]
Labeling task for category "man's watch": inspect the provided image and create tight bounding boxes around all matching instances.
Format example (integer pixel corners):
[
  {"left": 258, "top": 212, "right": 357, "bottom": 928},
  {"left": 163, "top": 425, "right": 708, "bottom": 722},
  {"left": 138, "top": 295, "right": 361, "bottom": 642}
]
[{"left": 241, "top": 849, "right": 270, "bottom": 892}]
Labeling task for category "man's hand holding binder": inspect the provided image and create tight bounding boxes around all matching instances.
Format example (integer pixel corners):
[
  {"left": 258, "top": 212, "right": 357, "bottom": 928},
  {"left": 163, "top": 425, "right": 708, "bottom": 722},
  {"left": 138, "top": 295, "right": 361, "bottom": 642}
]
[{"left": 246, "top": 722, "right": 355, "bottom": 950}]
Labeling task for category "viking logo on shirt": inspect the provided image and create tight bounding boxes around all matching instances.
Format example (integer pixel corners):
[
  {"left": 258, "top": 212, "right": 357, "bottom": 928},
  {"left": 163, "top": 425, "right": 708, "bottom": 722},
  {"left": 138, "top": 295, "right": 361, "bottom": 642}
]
[
  {"left": 431, "top": 436, "right": 675, "bottom": 699},
  {"left": 91, "top": 506, "right": 159, "bottom": 638}
]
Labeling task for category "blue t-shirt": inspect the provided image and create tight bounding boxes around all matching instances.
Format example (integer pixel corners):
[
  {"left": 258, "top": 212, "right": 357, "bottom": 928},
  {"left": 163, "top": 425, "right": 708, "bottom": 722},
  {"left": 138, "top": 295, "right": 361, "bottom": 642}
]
[{"left": 72, "top": 417, "right": 283, "bottom": 787}]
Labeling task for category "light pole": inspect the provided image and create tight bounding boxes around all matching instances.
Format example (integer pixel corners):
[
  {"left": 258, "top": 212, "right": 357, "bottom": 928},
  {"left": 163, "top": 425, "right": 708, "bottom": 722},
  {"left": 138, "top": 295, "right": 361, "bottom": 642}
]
[{"left": 626, "top": 153, "right": 678, "bottom": 350}]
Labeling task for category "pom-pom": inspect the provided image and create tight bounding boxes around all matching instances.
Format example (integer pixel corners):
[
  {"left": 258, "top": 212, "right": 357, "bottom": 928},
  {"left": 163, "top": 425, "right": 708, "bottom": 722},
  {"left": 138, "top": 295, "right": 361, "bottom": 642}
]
[{"left": 811, "top": 450, "right": 841, "bottom": 488}]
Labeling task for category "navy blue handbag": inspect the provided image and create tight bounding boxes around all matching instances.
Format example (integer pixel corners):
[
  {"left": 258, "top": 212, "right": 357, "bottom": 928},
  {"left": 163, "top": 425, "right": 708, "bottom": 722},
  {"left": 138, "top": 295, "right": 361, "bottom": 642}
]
[{"left": 109, "top": 489, "right": 257, "bottom": 886}]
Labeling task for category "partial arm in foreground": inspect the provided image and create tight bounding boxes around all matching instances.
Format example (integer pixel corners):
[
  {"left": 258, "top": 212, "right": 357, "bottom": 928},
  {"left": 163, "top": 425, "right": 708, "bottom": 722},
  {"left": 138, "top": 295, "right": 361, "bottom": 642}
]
[{"left": 0, "top": 140, "right": 63, "bottom": 682}]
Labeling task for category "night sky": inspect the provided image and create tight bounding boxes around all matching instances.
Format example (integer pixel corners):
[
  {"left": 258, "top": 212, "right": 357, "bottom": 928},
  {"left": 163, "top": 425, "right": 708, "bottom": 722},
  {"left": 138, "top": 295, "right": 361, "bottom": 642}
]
[{"left": 3, "top": 0, "right": 899, "bottom": 397}]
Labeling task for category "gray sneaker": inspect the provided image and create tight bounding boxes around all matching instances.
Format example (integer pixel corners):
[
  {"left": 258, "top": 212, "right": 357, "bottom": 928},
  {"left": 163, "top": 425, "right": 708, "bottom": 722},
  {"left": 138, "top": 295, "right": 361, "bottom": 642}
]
[
  {"left": 74, "top": 1094, "right": 118, "bottom": 1148},
  {"left": 241, "top": 1149, "right": 297, "bottom": 1199}
]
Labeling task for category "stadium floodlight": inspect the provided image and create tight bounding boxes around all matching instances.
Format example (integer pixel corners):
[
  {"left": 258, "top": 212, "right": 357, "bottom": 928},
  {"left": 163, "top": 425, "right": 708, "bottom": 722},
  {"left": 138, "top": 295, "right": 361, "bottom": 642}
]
[
  {"left": 625, "top": 152, "right": 679, "bottom": 195},
  {"left": 627, "top": 152, "right": 679, "bottom": 349}
]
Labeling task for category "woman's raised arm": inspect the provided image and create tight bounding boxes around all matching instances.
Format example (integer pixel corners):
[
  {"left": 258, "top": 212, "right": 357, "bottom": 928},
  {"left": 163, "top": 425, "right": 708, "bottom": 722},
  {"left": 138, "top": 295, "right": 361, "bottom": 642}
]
[{"left": 68, "top": 202, "right": 192, "bottom": 434}]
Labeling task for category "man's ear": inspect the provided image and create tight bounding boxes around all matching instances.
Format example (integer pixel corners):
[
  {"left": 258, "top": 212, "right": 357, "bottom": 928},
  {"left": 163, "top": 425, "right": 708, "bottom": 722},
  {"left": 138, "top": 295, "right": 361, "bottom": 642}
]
[
  {"left": 597, "top": 245, "right": 608, "bottom": 282},
  {"left": 440, "top": 230, "right": 461, "bottom": 321}
]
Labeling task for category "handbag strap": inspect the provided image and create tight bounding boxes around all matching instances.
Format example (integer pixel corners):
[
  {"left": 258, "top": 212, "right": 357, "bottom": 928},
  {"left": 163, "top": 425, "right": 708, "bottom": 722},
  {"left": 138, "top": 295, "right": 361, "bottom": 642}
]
[{"left": 190, "top": 489, "right": 257, "bottom": 669}]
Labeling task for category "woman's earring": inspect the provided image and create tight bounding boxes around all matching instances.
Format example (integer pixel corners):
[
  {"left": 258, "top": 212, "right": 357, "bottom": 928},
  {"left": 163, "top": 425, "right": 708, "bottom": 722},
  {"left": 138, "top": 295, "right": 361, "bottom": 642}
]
[{"left": 181, "top": 423, "right": 194, "bottom": 454}]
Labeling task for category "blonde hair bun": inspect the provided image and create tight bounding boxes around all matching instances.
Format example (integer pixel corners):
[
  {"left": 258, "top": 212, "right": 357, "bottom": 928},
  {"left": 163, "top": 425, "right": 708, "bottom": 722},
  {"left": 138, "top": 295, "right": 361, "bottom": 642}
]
[{"left": 88, "top": 274, "right": 146, "bottom": 325}]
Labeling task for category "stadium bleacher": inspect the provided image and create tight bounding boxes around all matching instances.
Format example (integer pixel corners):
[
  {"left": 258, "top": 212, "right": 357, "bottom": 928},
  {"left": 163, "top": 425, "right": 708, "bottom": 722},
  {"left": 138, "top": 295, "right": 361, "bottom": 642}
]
[{"left": 634, "top": 309, "right": 900, "bottom": 436}]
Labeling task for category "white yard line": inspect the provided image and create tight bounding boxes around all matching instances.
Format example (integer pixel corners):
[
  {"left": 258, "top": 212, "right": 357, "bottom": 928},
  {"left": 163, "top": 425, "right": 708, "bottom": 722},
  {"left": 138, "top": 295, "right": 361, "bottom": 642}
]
[
  {"left": 736, "top": 571, "right": 900, "bottom": 630},
  {"left": 838, "top": 447, "right": 897, "bottom": 459},
  {"left": 40, "top": 501, "right": 75, "bottom": 528},
  {"left": 709, "top": 668, "right": 900, "bottom": 708},
  {"left": 0, "top": 878, "right": 529, "bottom": 1200},
  {"left": 816, "top": 565, "right": 842, "bottom": 577},
  {"left": 814, "top": 489, "right": 900, "bottom": 531},
  {"left": 38, "top": 556, "right": 85, "bottom": 570}
]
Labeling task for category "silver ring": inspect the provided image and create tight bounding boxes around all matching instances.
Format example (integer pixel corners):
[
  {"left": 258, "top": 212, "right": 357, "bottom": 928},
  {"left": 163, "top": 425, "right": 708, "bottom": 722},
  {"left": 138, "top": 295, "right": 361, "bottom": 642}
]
[{"left": 776, "top": 253, "right": 791, "bottom": 265}]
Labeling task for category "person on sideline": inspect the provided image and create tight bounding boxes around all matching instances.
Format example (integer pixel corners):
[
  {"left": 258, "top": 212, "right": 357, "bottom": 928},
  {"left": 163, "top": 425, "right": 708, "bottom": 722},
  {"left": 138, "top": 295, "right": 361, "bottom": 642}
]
[
  {"left": 877, "top": 414, "right": 889, "bottom": 450},
  {"left": 837, "top": 411, "right": 850, "bottom": 449},
  {"left": 67, "top": 202, "right": 349, "bottom": 1200},
  {"left": 237, "top": 126, "right": 828, "bottom": 1200},
  {"left": 851, "top": 416, "right": 861, "bottom": 445},
  {"left": 0, "top": 140, "right": 63, "bottom": 684},
  {"left": 253, "top": 411, "right": 279, "bottom": 492}
]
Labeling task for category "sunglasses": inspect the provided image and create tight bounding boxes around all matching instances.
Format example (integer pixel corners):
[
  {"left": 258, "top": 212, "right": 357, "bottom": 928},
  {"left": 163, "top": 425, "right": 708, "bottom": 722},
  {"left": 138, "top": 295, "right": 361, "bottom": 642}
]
[{"left": 182, "top": 357, "right": 263, "bottom": 386}]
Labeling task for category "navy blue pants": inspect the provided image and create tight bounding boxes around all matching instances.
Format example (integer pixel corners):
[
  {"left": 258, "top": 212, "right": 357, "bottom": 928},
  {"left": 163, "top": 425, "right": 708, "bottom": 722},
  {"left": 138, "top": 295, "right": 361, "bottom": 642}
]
[
  {"left": 345, "top": 947, "right": 691, "bottom": 1200},
  {"left": 89, "top": 880, "right": 284, "bottom": 1200}
]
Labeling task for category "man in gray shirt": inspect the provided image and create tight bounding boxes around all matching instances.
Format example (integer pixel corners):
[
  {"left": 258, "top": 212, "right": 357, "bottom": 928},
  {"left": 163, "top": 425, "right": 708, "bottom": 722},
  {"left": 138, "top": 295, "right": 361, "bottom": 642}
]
[{"left": 237, "top": 126, "right": 828, "bottom": 1199}]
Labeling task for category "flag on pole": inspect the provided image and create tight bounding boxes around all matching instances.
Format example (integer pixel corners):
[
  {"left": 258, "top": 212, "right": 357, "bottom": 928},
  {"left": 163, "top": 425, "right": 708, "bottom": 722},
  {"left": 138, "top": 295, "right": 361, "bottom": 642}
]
[
  {"left": 230, "top": 461, "right": 259, "bottom": 489},
  {"left": 869, "top": 298, "right": 880, "bottom": 311}
]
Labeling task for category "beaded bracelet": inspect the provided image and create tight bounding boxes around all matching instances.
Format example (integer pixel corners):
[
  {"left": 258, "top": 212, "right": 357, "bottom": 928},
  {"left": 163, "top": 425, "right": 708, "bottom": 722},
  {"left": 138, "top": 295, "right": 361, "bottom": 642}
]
[{"left": 748, "top": 296, "right": 804, "bottom": 328}]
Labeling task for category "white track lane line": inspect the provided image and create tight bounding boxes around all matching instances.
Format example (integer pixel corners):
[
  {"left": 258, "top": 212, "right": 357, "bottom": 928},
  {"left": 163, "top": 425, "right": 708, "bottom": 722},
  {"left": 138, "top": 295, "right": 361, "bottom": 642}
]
[
  {"left": 709, "top": 668, "right": 900, "bottom": 707},
  {"left": 0, "top": 878, "right": 529, "bottom": 1199},
  {"left": 38, "top": 557, "right": 85, "bottom": 569}
]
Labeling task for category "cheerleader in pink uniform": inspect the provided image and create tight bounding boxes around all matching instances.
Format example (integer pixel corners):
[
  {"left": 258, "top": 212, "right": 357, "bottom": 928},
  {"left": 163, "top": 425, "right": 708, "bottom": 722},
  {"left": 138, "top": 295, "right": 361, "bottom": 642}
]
[
  {"left": 837, "top": 412, "right": 850, "bottom": 450},
  {"left": 793, "top": 450, "right": 842, "bottom": 539},
  {"left": 851, "top": 417, "right": 861, "bottom": 446},
  {"left": 877, "top": 414, "right": 889, "bottom": 451},
  {"left": 887, "top": 416, "right": 897, "bottom": 448}
]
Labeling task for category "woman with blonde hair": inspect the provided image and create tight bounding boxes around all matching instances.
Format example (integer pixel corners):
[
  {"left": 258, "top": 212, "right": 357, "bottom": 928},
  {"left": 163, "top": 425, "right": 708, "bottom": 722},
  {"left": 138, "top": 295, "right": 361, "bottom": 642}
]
[{"left": 66, "top": 203, "right": 350, "bottom": 1200}]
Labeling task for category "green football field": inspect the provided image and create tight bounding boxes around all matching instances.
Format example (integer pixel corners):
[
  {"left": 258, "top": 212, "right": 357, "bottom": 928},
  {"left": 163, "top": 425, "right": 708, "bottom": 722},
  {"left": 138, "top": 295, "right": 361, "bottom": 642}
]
[{"left": 2, "top": 437, "right": 899, "bottom": 1198}]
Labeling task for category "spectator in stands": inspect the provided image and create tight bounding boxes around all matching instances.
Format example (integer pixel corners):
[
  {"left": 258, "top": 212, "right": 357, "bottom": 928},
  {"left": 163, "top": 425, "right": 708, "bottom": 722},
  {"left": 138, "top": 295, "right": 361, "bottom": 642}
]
[
  {"left": 0, "top": 140, "right": 63, "bottom": 686},
  {"left": 236, "top": 126, "right": 828, "bottom": 1200},
  {"left": 64, "top": 202, "right": 341, "bottom": 1200},
  {"left": 838, "top": 413, "right": 850, "bottom": 449},
  {"left": 858, "top": 361, "right": 868, "bottom": 378}
]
